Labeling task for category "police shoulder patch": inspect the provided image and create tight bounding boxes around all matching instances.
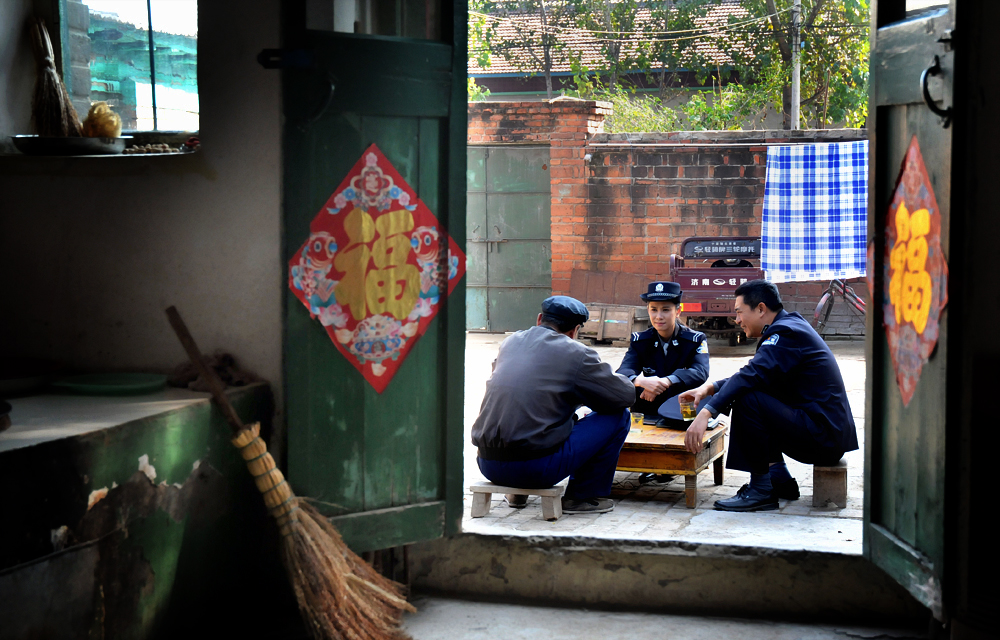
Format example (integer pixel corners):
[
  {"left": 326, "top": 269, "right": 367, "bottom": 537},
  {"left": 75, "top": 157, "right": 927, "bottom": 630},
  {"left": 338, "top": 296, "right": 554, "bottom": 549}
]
[
  {"left": 761, "top": 334, "right": 780, "bottom": 347},
  {"left": 697, "top": 340, "right": 709, "bottom": 354}
]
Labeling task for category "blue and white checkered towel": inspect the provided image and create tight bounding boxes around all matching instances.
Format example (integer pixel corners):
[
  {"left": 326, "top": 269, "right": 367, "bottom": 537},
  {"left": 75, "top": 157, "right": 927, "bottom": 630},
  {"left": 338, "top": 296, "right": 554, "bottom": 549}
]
[{"left": 761, "top": 140, "right": 868, "bottom": 283}]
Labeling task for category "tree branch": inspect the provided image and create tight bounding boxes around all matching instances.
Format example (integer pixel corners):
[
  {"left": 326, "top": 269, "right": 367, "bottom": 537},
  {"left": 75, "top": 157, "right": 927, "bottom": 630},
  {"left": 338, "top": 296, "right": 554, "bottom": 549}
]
[
  {"left": 765, "top": 0, "right": 792, "bottom": 61},
  {"left": 803, "top": 0, "right": 829, "bottom": 29}
]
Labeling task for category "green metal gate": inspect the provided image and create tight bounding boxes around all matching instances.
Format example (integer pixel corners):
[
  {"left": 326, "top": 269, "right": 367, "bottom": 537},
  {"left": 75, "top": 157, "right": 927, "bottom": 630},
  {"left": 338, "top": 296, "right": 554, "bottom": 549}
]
[{"left": 466, "top": 145, "right": 552, "bottom": 332}]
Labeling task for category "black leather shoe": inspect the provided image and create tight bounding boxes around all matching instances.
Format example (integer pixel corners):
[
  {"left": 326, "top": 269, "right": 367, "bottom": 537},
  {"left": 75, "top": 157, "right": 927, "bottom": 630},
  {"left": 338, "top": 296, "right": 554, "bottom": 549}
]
[
  {"left": 773, "top": 478, "right": 800, "bottom": 501},
  {"left": 505, "top": 494, "right": 527, "bottom": 508},
  {"left": 714, "top": 484, "right": 778, "bottom": 512}
]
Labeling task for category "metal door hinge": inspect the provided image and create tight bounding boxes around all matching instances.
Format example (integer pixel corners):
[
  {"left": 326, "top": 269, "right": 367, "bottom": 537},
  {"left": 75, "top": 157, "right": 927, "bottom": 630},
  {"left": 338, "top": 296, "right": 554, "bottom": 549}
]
[{"left": 937, "top": 29, "right": 953, "bottom": 52}]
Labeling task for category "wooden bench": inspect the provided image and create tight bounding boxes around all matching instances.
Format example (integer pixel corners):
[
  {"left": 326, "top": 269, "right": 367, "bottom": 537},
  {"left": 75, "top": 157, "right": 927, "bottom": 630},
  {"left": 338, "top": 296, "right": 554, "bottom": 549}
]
[
  {"left": 469, "top": 479, "right": 568, "bottom": 521},
  {"left": 616, "top": 421, "right": 728, "bottom": 508},
  {"left": 812, "top": 459, "right": 848, "bottom": 508}
]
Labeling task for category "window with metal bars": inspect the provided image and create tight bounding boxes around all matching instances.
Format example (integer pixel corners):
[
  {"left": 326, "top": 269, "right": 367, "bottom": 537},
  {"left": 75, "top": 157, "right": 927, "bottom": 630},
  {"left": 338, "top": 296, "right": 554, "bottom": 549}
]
[{"left": 63, "top": 0, "right": 198, "bottom": 132}]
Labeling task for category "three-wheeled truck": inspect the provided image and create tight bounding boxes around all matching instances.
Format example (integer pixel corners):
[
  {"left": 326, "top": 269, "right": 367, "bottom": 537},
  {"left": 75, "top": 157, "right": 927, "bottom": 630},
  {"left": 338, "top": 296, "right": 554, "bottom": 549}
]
[{"left": 669, "top": 236, "right": 765, "bottom": 345}]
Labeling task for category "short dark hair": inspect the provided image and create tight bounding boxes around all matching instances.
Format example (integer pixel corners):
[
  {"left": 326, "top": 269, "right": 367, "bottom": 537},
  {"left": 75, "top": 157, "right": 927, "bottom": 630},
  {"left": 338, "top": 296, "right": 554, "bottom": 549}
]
[
  {"left": 734, "top": 279, "right": 783, "bottom": 312},
  {"left": 540, "top": 314, "right": 582, "bottom": 333}
]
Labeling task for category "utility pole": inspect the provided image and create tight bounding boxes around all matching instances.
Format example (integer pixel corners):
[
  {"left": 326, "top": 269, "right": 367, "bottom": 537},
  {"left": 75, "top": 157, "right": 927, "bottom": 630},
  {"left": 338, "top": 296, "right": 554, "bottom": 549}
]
[{"left": 790, "top": 0, "right": 801, "bottom": 130}]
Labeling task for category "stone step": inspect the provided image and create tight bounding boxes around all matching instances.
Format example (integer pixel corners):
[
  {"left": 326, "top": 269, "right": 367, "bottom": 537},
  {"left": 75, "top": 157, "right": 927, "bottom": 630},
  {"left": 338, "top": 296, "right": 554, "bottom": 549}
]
[{"left": 408, "top": 533, "right": 927, "bottom": 625}]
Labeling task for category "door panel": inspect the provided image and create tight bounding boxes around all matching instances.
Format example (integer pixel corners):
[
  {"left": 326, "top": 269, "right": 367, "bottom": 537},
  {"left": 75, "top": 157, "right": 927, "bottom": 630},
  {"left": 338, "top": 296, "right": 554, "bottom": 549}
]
[
  {"left": 486, "top": 147, "right": 551, "bottom": 192},
  {"left": 283, "top": 9, "right": 465, "bottom": 552},
  {"left": 865, "top": 3, "right": 952, "bottom": 618},
  {"left": 490, "top": 194, "right": 551, "bottom": 239},
  {"left": 488, "top": 242, "right": 552, "bottom": 286},
  {"left": 466, "top": 145, "right": 552, "bottom": 331},
  {"left": 466, "top": 287, "right": 489, "bottom": 331},
  {"left": 467, "top": 147, "right": 487, "bottom": 192},
  {"left": 465, "top": 241, "right": 488, "bottom": 284},
  {"left": 488, "top": 288, "right": 552, "bottom": 333}
]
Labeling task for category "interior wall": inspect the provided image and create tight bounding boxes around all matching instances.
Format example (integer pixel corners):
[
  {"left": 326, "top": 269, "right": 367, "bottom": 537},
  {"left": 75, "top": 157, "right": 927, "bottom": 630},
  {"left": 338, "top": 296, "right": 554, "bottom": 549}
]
[
  {"left": 0, "top": 1, "right": 35, "bottom": 153},
  {"left": 0, "top": 0, "right": 285, "bottom": 431}
]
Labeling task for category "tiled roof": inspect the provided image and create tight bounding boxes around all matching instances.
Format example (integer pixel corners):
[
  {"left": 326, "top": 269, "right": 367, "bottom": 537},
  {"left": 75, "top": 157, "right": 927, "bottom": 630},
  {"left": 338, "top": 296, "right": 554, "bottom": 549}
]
[{"left": 470, "top": 0, "right": 750, "bottom": 76}]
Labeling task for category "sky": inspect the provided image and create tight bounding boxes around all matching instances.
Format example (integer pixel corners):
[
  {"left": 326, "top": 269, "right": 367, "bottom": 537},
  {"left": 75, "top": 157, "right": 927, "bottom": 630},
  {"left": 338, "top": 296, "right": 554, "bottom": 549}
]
[{"left": 84, "top": 0, "right": 197, "bottom": 37}]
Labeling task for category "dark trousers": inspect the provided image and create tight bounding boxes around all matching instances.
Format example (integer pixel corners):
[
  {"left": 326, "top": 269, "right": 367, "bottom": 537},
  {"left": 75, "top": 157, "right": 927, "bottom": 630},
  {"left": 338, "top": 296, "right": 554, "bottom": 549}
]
[
  {"left": 477, "top": 409, "right": 631, "bottom": 500},
  {"left": 726, "top": 391, "right": 846, "bottom": 475}
]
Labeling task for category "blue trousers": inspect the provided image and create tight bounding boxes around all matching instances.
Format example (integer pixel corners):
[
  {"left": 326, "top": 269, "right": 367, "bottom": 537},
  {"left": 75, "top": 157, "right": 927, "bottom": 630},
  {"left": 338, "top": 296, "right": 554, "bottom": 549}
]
[
  {"left": 726, "top": 391, "right": 846, "bottom": 475},
  {"left": 477, "top": 409, "right": 631, "bottom": 501}
]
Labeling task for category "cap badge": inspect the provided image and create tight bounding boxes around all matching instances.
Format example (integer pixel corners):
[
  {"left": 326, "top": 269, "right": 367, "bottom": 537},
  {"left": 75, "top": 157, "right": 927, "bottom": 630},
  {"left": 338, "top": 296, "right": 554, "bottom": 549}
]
[{"left": 655, "top": 283, "right": 664, "bottom": 292}]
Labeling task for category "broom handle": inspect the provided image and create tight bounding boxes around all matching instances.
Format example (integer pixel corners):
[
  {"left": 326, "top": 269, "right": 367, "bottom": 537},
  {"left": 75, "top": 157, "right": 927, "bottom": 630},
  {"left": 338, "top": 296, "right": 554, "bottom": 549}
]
[{"left": 165, "top": 306, "right": 245, "bottom": 435}]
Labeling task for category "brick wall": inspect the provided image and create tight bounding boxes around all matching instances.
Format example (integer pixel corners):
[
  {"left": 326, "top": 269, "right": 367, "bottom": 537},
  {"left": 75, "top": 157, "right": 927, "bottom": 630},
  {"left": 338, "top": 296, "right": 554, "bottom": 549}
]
[{"left": 468, "top": 102, "right": 869, "bottom": 336}]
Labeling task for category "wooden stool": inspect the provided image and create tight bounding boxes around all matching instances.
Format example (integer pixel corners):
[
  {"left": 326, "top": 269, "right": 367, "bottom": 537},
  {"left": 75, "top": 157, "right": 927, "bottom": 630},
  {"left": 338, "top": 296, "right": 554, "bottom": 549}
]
[
  {"left": 617, "top": 422, "right": 728, "bottom": 508},
  {"left": 812, "top": 459, "right": 848, "bottom": 508},
  {"left": 469, "top": 480, "right": 568, "bottom": 521}
]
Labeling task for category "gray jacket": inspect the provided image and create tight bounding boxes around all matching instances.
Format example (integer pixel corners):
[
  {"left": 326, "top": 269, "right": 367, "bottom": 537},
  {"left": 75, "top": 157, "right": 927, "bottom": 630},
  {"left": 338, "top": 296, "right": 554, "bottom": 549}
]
[{"left": 472, "top": 325, "right": 636, "bottom": 461}]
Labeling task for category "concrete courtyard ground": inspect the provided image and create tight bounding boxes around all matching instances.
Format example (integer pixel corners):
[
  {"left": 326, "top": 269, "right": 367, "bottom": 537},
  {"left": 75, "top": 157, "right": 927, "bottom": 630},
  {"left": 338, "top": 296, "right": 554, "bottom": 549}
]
[
  {"left": 461, "top": 332, "right": 866, "bottom": 554},
  {"left": 403, "top": 596, "right": 923, "bottom": 640}
]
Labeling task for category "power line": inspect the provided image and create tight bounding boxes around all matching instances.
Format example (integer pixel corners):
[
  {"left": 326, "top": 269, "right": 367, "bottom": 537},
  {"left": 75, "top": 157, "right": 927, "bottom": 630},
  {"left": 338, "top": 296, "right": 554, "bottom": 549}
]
[{"left": 470, "top": 6, "right": 792, "bottom": 38}]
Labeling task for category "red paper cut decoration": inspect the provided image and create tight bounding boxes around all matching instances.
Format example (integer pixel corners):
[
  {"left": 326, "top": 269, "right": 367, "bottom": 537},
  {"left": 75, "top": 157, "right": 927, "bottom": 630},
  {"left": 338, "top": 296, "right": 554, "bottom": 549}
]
[
  {"left": 882, "top": 136, "right": 948, "bottom": 406},
  {"left": 289, "top": 144, "right": 466, "bottom": 393}
]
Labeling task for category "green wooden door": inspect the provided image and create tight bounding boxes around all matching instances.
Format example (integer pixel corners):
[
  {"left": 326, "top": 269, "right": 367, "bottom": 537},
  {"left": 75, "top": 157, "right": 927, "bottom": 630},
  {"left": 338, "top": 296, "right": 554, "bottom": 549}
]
[
  {"left": 865, "top": 0, "right": 952, "bottom": 619},
  {"left": 466, "top": 145, "right": 552, "bottom": 332},
  {"left": 282, "top": 3, "right": 466, "bottom": 553}
]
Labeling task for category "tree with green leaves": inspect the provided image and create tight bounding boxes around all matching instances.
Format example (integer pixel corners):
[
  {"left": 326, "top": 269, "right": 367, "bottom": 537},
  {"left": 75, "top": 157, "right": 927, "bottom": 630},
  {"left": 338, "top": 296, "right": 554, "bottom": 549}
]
[
  {"left": 640, "top": 0, "right": 714, "bottom": 100},
  {"left": 575, "top": 0, "right": 645, "bottom": 91},
  {"left": 725, "top": 0, "right": 870, "bottom": 128},
  {"left": 472, "top": 0, "right": 580, "bottom": 100},
  {"left": 468, "top": 0, "right": 493, "bottom": 101}
]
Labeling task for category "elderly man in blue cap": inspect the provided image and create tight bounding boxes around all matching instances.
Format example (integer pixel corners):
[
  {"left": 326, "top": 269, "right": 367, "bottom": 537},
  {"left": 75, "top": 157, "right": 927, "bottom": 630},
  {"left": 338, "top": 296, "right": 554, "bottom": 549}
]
[{"left": 472, "top": 295, "right": 636, "bottom": 514}]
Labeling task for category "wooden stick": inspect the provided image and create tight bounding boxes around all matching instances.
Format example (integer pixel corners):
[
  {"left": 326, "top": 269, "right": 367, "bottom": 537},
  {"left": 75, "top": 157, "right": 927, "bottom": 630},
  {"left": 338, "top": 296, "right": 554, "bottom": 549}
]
[{"left": 165, "top": 306, "right": 245, "bottom": 434}]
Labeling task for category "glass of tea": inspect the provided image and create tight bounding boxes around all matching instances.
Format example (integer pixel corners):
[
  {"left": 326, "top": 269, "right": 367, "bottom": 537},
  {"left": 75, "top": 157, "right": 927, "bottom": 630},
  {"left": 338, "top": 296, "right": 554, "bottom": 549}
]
[
  {"left": 630, "top": 412, "right": 644, "bottom": 427},
  {"left": 679, "top": 401, "right": 697, "bottom": 422}
]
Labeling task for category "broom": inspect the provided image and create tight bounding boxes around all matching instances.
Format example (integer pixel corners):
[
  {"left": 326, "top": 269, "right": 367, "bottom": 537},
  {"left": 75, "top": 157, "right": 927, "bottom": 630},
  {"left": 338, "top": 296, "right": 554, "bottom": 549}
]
[
  {"left": 28, "top": 18, "right": 82, "bottom": 137},
  {"left": 165, "top": 306, "right": 416, "bottom": 640}
]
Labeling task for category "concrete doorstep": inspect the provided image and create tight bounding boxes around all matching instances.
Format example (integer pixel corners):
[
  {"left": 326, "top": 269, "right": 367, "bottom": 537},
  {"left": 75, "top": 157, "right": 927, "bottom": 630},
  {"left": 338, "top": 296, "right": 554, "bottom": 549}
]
[{"left": 408, "top": 533, "right": 929, "bottom": 625}]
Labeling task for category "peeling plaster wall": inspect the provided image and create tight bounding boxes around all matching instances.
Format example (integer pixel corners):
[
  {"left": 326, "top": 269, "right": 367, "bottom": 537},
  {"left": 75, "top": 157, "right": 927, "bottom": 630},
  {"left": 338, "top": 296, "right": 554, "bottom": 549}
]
[
  {"left": 0, "top": 0, "right": 284, "bottom": 437},
  {"left": 0, "top": 385, "right": 302, "bottom": 639}
]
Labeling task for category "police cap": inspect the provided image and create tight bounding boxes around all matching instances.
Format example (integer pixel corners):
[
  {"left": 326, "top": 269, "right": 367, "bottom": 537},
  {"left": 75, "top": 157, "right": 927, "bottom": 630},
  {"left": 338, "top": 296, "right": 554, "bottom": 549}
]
[
  {"left": 540, "top": 295, "right": 589, "bottom": 327},
  {"left": 640, "top": 281, "right": 682, "bottom": 303}
]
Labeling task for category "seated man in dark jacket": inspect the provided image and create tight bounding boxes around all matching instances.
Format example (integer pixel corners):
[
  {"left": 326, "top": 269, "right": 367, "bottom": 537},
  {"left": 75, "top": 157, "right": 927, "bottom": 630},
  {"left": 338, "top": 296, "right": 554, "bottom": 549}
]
[
  {"left": 472, "top": 296, "right": 636, "bottom": 514},
  {"left": 616, "top": 281, "right": 710, "bottom": 424},
  {"left": 680, "top": 280, "right": 860, "bottom": 512}
]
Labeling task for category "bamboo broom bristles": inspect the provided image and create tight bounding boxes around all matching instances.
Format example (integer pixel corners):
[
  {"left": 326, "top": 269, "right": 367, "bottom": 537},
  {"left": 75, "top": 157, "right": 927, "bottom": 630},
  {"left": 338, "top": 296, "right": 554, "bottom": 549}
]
[
  {"left": 29, "top": 18, "right": 82, "bottom": 137},
  {"left": 166, "top": 306, "right": 415, "bottom": 640},
  {"left": 232, "top": 423, "right": 416, "bottom": 639}
]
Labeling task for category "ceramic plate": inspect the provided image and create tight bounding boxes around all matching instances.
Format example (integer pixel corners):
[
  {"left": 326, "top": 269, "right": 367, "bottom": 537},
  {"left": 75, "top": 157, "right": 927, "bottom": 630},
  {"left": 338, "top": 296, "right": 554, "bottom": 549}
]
[{"left": 11, "top": 135, "right": 131, "bottom": 156}]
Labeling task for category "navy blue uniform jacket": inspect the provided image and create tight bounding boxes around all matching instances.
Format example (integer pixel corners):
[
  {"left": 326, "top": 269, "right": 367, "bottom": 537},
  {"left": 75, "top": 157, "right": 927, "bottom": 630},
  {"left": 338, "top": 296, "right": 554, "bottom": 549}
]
[
  {"left": 707, "top": 310, "right": 859, "bottom": 452},
  {"left": 616, "top": 324, "right": 710, "bottom": 391}
]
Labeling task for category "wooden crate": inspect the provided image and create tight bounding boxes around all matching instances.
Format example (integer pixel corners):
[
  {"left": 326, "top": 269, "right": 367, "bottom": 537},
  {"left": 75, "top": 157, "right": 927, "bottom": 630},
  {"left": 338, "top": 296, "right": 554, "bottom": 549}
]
[{"left": 579, "top": 304, "right": 650, "bottom": 342}]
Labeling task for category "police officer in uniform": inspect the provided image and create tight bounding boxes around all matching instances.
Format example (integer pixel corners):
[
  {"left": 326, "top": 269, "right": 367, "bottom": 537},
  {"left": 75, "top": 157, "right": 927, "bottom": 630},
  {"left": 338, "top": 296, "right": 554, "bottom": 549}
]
[
  {"left": 680, "top": 280, "right": 860, "bottom": 512},
  {"left": 472, "top": 296, "right": 636, "bottom": 514},
  {"left": 617, "top": 281, "right": 710, "bottom": 424}
]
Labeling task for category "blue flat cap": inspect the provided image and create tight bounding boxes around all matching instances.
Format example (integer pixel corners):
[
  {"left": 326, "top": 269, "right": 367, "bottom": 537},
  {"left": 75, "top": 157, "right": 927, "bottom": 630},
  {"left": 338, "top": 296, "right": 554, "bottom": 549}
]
[
  {"left": 541, "top": 295, "right": 589, "bottom": 325},
  {"left": 641, "top": 281, "right": 682, "bottom": 302}
]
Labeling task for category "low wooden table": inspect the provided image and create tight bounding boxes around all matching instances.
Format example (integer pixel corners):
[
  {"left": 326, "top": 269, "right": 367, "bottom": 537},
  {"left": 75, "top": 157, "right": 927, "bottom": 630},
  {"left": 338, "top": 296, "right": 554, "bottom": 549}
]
[{"left": 616, "top": 421, "right": 729, "bottom": 508}]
